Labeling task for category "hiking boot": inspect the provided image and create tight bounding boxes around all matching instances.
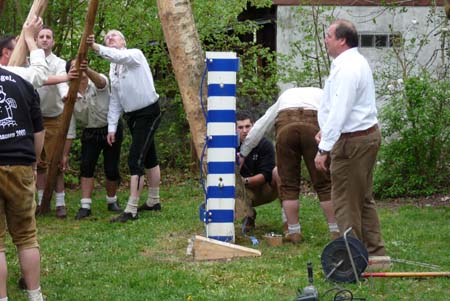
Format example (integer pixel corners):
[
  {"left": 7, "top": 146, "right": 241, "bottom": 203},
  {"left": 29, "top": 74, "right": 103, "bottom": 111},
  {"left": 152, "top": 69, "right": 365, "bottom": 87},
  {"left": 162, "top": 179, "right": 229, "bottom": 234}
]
[
  {"left": 283, "top": 232, "right": 303, "bottom": 244},
  {"left": 107, "top": 201, "right": 122, "bottom": 212},
  {"left": 55, "top": 206, "right": 67, "bottom": 219},
  {"left": 138, "top": 203, "right": 161, "bottom": 212},
  {"left": 282, "top": 222, "right": 288, "bottom": 234},
  {"left": 241, "top": 209, "right": 256, "bottom": 233},
  {"left": 75, "top": 208, "right": 91, "bottom": 220},
  {"left": 110, "top": 212, "right": 138, "bottom": 223},
  {"left": 242, "top": 215, "right": 256, "bottom": 233}
]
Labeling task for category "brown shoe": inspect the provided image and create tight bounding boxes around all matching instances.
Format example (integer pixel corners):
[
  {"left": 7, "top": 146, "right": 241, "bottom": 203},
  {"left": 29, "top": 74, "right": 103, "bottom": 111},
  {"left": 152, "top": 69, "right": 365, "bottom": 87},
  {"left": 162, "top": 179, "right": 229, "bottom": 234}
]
[
  {"left": 283, "top": 232, "right": 303, "bottom": 244},
  {"left": 330, "top": 231, "right": 341, "bottom": 241},
  {"left": 282, "top": 222, "right": 288, "bottom": 234},
  {"left": 56, "top": 206, "right": 67, "bottom": 219}
]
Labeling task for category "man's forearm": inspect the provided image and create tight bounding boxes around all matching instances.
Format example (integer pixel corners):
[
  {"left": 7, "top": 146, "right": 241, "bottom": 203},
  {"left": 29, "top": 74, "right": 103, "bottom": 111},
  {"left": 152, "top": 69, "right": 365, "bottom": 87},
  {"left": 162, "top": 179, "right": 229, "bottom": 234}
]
[
  {"left": 86, "top": 68, "right": 106, "bottom": 89},
  {"left": 33, "top": 130, "right": 45, "bottom": 169},
  {"left": 245, "top": 173, "right": 266, "bottom": 188}
]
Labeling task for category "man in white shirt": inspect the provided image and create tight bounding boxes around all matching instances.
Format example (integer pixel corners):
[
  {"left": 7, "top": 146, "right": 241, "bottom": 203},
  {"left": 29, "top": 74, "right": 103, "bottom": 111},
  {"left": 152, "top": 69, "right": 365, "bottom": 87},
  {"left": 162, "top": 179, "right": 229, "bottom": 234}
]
[
  {"left": 87, "top": 30, "right": 162, "bottom": 223},
  {"left": 35, "top": 27, "right": 70, "bottom": 219},
  {"left": 240, "top": 88, "right": 339, "bottom": 243},
  {"left": 65, "top": 60, "right": 123, "bottom": 220},
  {"left": 0, "top": 19, "right": 48, "bottom": 89},
  {"left": 314, "top": 19, "right": 386, "bottom": 256}
]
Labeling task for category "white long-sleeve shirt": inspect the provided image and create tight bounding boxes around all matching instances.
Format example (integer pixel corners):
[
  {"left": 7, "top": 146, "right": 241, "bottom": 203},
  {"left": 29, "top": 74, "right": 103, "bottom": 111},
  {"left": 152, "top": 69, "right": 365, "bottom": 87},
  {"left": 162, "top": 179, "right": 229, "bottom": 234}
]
[
  {"left": 240, "top": 87, "right": 323, "bottom": 157},
  {"left": 37, "top": 52, "right": 69, "bottom": 117},
  {"left": 67, "top": 74, "right": 110, "bottom": 139},
  {"left": 318, "top": 48, "right": 378, "bottom": 152},
  {"left": 1, "top": 49, "right": 48, "bottom": 88},
  {"left": 97, "top": 45, "right": 159, "bottom": 133}
]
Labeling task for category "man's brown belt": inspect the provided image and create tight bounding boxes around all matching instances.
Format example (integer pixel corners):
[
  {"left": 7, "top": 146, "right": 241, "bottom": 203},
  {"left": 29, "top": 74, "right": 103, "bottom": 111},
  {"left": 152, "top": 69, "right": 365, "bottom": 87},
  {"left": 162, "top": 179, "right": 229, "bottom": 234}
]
[{"left": 340, "top": 124, "right": 378, "bottom": 138}]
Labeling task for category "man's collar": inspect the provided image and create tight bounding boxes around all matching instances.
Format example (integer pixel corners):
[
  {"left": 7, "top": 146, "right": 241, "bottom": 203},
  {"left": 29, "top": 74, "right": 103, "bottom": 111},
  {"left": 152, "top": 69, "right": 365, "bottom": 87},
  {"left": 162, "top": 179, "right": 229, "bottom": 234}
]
[{"left": 332, "top": 47, "right": 358, "bottom": 66}]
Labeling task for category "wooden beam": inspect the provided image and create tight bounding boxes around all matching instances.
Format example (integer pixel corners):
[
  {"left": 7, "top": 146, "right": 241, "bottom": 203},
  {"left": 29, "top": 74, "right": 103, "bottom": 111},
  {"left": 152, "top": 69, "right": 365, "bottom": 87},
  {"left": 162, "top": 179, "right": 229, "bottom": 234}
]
[
  {"left": 8, "top": 0, "right": 48, "bottom": 67},
  {"left": 188, "top": 235, "right": 261, "bottom": 261},
  {"left": 366, "top": 256, "right": 392, "bottom": 271},
  {"left": 157, "top": 0, "right": 207, "bottom": 164},
  {"left": 39, "top": 0, "right": 99, "bottom": 214},
  {"left": 0, "top": 0, "right": 6, "bottom": 17}
]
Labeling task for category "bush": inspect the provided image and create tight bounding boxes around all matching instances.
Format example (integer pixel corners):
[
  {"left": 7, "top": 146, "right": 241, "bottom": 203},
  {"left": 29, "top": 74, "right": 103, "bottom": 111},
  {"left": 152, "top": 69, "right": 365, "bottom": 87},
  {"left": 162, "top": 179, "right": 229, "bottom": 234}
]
[{"left": 374, "top": 75, "right": 450, "bottom": 198}]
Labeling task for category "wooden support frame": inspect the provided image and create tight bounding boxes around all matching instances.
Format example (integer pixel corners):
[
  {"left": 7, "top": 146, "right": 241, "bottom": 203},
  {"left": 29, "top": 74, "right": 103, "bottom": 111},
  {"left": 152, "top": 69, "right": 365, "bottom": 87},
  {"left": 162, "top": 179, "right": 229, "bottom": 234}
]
[{"left": 188, "top": 235, "right": 261, "bottom": 261}]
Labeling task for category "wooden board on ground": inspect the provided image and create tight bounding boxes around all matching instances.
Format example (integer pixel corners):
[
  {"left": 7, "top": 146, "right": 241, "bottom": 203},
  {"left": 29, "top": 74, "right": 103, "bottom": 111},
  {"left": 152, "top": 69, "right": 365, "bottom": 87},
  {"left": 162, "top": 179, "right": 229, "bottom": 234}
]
[
  {"left": 188, "top": 235, "right": 261, "bottom": 261},
  {"left": 367, "top": 256, "right": 392, "bottom": 271}
]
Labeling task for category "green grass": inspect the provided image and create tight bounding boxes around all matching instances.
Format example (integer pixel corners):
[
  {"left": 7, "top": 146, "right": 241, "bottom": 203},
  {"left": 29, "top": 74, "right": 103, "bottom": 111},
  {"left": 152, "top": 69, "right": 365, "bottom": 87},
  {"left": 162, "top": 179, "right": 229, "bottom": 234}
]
[{"left": 4, "top": 178, "right": 450, "bottom": 300}]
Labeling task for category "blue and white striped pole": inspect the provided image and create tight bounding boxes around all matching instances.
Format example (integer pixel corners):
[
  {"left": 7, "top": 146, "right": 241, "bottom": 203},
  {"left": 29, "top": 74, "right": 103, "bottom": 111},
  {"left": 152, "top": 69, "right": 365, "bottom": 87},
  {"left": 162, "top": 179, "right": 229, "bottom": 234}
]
[{"left": 203, "top": 52, "right": 239, "bottom": 242}]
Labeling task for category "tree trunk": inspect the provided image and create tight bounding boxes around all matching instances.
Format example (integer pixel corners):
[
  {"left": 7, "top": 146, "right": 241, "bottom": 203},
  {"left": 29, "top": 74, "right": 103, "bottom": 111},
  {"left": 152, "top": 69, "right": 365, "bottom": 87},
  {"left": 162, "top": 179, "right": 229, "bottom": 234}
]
[
  {"left": 0, "top": 0, "right": 6, "bottom": 17},
  {"left": 157, "top": 0, "right": 206, "bottom": 164},
  {"left": 39, "top": 0, "right": 99, "bottom": 214},
  {"left": 8, "top": 0, "right": 48, "bottom": 67}
]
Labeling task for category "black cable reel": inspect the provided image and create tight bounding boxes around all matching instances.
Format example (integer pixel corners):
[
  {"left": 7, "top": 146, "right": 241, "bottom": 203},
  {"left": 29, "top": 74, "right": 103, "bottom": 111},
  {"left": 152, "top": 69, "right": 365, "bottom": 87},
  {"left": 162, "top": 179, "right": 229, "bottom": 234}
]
[{"left": 321, "top": 229, "right": 369, "bottom": 283}]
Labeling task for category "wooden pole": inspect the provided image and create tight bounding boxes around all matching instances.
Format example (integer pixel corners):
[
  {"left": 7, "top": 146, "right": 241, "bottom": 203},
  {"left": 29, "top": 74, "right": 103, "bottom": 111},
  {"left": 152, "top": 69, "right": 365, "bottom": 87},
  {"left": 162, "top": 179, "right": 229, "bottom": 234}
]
[
  {"left": 39, "top": 0, "right": 100, "bottom": 214},
  {"left": 362, "top": 272, "right": 450, "bottom": 278},
  {"left": 157, "top": 0, "right": 206, "bottom": 164},
  {"left": 0, "top": 0, "right": 6, "bottom": 17},
  {"left": 7, "top": 0, "right": 48, "bottom": 67}
]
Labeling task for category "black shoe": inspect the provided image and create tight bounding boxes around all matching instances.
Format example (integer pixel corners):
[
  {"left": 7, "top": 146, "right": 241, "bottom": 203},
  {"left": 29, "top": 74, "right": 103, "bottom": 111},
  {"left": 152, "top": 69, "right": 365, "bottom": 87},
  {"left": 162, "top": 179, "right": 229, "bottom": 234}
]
[
  {"left": 75, "top": 208, "right": 91, "bottom": 220},
  {"left": 137, "top": 202, "right": 161, "bottom": 212},
  {"left": 242, "top": 209, "right": 256, "bottom": 233},
  {"left": 18, "top": 277, "right": 26, "bottom": 290},
  {"left": 110, "top": 212, "right": 138, "bottom": 223},
  {"left": 107, "top": 201, "right": 122, "bottom": 212}
]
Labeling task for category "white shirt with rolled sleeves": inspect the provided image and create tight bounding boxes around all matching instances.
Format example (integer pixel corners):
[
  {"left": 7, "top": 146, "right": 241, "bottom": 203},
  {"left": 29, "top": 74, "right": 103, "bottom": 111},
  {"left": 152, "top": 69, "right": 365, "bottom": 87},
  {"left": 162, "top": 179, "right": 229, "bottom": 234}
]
[
  {"left": 240, "top": 87, "right": 323, "bottom": 157},
  {"left": 1, "top": 49, "right": 48, "bottom": 88},
  {"left": 96, "top": 45, "right": 159, "bottom": 133},
  {"left": 67, "top": 74, "right": 110, "bottom": 139},
  {"left": 37, "top": 52, "right": 69, "bottom": 117},
  {"left": 318, "top": 48, "right": 378, "bottom": 152}
]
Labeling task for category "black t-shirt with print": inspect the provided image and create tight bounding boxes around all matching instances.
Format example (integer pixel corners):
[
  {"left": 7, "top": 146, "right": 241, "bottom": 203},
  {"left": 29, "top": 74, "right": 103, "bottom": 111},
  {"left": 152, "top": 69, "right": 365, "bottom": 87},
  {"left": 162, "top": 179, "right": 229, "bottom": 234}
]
[
  {"left": 0, "top": 68, "right": 43, "bottom": 165},
  {"left": 238, "top": 137, "right": 275, "bottom": 183}
]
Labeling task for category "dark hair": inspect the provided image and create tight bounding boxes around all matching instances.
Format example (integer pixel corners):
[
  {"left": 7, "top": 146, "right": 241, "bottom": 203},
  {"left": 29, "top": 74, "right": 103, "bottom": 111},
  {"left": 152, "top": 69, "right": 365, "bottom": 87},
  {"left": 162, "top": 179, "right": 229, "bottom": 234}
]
[
  {"left": 39, "top": 26, "right": 54, "bottom": 37},
  {"left": 0, "top": 36, "right": 16, "bottom": 57},
  {"left": 236, "top": 110, "right": 254, "bottom": 123},
  {"left": 334, "top": 19, "right": 358, "bottom": 48},
  {"left": 65, "top": 58, "right": 75, "bottom": 73}
]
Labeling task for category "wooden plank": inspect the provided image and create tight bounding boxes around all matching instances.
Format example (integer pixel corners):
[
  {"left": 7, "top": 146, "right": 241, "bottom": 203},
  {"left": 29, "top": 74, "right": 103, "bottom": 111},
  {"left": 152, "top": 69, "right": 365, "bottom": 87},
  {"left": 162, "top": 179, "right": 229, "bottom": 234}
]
[
  {"left": 190, "top": 235, "right": 261, "bottom": 261},
  {"left": 366, "top": 255, "right": 392, "bottom": 271},
  {"left": 8, "top": 0, "right": 48, "bottom": 67},
  {"left": 39, "top": 0, "right": 99, "bottom": 214}
]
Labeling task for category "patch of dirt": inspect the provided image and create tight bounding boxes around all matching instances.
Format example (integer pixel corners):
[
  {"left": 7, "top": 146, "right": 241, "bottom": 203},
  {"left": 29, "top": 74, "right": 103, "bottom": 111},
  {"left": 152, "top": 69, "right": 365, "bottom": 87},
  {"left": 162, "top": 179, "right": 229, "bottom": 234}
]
[{"left": 377, "top": 194, "right": 450, "bottom": 209}]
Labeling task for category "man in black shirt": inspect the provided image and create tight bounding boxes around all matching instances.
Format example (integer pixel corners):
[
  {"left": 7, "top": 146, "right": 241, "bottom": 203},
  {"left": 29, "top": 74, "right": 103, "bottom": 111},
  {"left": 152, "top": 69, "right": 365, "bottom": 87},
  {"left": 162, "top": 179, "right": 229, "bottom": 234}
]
[
  {"left": 0, "top": 65, "right": 45, "bottom": 301},
  {"left": 236, "top": 111, "right": 279, "bottom": 232}
]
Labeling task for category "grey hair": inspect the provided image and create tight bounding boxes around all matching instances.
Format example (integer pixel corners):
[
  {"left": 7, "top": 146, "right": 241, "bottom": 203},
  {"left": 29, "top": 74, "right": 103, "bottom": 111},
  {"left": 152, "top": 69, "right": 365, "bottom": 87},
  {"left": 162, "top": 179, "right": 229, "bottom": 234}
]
[{"left": 104, "top": 29, "right": 126, "bottom": 47}]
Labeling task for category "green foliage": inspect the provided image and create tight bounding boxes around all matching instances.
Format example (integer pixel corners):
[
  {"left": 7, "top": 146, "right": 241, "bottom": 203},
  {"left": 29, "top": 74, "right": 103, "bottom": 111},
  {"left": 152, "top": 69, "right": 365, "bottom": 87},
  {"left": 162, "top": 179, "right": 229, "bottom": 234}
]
[
  {"left": 1, "top": 0, "right": 278, "bottom": 171},
  {"left": 374, "top": 75, "right": 450, "bottom": 198},
  {"left": 277, "top": 5, "right": 334, "bottom": 88}
]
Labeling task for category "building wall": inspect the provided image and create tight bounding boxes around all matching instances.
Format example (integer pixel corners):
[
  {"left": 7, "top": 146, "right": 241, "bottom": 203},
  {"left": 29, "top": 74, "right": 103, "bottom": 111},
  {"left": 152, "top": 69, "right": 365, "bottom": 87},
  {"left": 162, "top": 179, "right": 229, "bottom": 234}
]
[{"left": 277, "top": 5, "right": 448, "bottom": 92}]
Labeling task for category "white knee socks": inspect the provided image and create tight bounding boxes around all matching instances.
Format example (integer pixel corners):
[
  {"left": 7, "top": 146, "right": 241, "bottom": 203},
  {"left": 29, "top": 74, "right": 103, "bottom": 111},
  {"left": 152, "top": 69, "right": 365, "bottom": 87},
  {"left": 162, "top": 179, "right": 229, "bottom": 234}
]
[
  {"left": 146, "top": 187, "right": 160, "bottom": 206},
  {"left": 125, "top": 196, "right": 138, "bottom": 216}
]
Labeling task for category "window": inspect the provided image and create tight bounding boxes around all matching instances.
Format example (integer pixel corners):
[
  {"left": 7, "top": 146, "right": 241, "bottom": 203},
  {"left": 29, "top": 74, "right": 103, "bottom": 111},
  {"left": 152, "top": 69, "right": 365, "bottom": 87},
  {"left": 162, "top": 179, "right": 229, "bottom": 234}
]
[{"left": 358, "top": 33, "right": 401, "bottom": 48}]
